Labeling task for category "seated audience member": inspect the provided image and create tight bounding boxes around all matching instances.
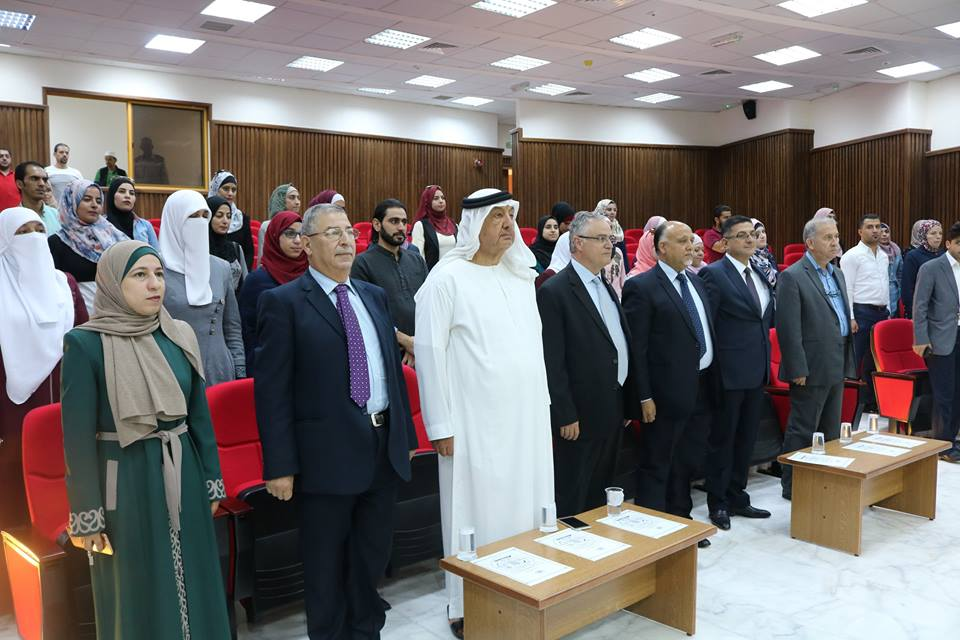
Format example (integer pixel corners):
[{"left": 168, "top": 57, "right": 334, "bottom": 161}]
[
  {"left": 687, "top": 235, "right": 705, "bottom": 275},
  {"left": 750, "top": 218, "right": 779, "bottom": 289},
  {"left": 207, "top": 194, "right": 248, "bottom": 293},
  {"left": 901, "top": 219, "right": 943, "bottom": 319},
  {"left": 626, "top": 215, "right": 667, "bottom": 279},
  {"left": 529, "top": 214, "right": 560, "bottom": 273},
  {"left": 702, "top": 205, "right": 732, "bottom": 263},
  {"left": 412, "top": 185, "right": 457, "bottom": 271},
  {"left": 94, "top": 151, "right": 127, "bottom": 187},
  {"left": 0, "top": 147, "right": 18, "bottom": 210},
  {"left": 912, "top": 222, "right": 960, "bottom": 463},
  {"left": 0, "top": 207, "right": 87, "bottom": 531},
  {"left": 307, "top": 189, "right": 345, "bottom": 209},
  {"left": 45, "top": 143, "right": 83, "bottom": 202},
  {"left": 49, "top": 179, "right": 127, "bottom": 315},
  {"left": 239, "top": 211, "right": 307, "bottom": 376},
  {"left": 350, "top": 198, "right": 424, "bottom": 365},
  {"left": 208, "top": 170, "right": 254, "bottom": 270},
  {"left": 595, "top": 199, "right": 626, "bottom": 299},
  {"left": 257, "top": 183, "right": 302, "bottom": 259},
  {"left": 104, "top": 177, "right": 158, "bottom": 250},
  {"left": 553, "top": 201, "right": 576, "bottom": 235},
  {"left": 159, "top": 190, "right": 245, "bottom": 386},
  {"left": 14, "top": 161, "right": 60, "bottom": 235},
  {"left": 879, "top": 223, "right": 902, "bottom": 316}
]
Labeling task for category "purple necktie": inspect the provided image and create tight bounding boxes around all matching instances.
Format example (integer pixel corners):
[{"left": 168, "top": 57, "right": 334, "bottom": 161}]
[{"left": 334, "top": 284, "right": 370, "bottom": 408}]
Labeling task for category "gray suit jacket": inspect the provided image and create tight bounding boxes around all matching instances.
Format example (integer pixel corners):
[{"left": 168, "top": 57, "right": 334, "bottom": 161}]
[
  {"left": 775, "top": 255, "right": 856, "bottom": 386},
  {"left": 912, "top": 254, "right": 960, "bottom": 355}
]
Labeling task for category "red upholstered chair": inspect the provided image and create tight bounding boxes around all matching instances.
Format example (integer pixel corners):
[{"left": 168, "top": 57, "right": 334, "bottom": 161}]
[
  {"left": 207, "top": 378, "right": 301, "bottom": 623},
  {"left": 624, "top": 228, "right": 644, "bottom": 242},
  {"left": 520, "top": 227, "right": 537, "bottom": 246},
  {"left": 783, "top": 252, "right": 805, "bottom": 267},
  {"left": 148, "top": 218, "right": 161, "bottom": 235},
  {"left": 354, "top": 221, "right": 373, "bottom": 243},
  {"left": 871, "top": 319, "right": 931, "bottom": 433},
  {"left": 694, "top": 228, "right": 708, "bottom": 239},
  {"left": 778, "top": 263, "right": 787, "bottom": 273},
  {"left": 782, "top": 243, "right": 804, "bottom": 260}
]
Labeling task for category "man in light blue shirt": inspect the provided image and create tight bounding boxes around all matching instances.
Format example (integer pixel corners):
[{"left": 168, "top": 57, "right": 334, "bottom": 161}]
[{"left": 15, "top": 161, "right": 61, "bottom": 235}]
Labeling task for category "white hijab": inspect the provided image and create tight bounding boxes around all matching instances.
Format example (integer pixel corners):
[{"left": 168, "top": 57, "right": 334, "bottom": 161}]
[
  {"left": 0, "top": 207, "right": 75, "bottom": 404},
  {"left": 159, "top": 190, "right": 213, "bottom": 306},
  {"left": 547, "top": 231, "right": 572, "bottom": 273}
]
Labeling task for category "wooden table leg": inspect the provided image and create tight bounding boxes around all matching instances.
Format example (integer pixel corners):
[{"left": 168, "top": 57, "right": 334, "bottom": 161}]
[
  {"left": 626, "top": 544, "right": 697, "bottom": 635},
  {"left": 790, "top": 466, "right": 863, "bottom": 555},
  {"left": 464, "top": 581, "right": 543, "bottom": 640},
  {"left": 876, "top": 455, "right": 938, "bottom": 520}
]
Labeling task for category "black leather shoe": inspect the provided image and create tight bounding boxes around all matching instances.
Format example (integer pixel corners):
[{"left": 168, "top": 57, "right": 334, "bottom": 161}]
[
  {"left": 698, "top": 538, "right": 711, "bottom": 548},
  {"left": 732, "top": 505, "right": 771, "bottom": 519},
  {"left": 940, "top": 448, "right": 960, "bottom": 463},
  {"left": 781, "top": 491, "right": 791, "bottom": 501},
  {"left": 709, "top": 509, "right": 731, "bottom": 530},
  {"left": 449, "top": 619, "right": 464, "bottom": 639},
  {"left": 379, "top": 596, "right": 391, "bottom": 611}
]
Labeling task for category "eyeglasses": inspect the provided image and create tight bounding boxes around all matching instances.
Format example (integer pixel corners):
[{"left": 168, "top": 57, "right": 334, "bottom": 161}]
[
  {"left": 578, "top": 234, "right": 617, "bottom": 245},
  {"left": 306, "top": 227, "right": 359, "bottom": 242},
  {"left": 281, "top": 229, "right": 303, "bottom": 240},
  {"left": 724, "top": 231, "right": 760, "bottom": 241}
]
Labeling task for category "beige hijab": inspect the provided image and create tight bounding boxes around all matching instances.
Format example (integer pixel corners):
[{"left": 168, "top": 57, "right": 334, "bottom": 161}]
[{"left": 78, "top": 241, "right": 204, "bottom": 448}]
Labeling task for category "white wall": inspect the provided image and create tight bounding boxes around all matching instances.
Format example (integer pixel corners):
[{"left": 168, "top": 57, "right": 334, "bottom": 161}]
[
  {"left": 0, "top": 53, "right": 499, "bottom": 148},
  {"left": 807, "top": 82, "right": 927, "bottom": 149},
  {"left": 47, "top": 95, "right": 128, "bottom": 179},
  {"left": 925, "top": 74, "right": 960, "bottom": 151}
]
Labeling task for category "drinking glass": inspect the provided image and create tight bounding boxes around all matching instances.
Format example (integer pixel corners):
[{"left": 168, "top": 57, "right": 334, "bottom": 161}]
[
  {"left": 867, "top": 413, "right": 880, "bottom": 434},
  {"left": 540, "top": 503, "right": 558, "bottom": 533},
  {"left": 457, "top": 527, "right": 477, "bottom": 561},
  {"left": 606, "top": 487, "right": 624, "bottom": 516},
  {"left": 811, "top": 432, "right": 826, "bottom": 454},
  {"left": 840, "top": 422, "right": 853, "bottom": 445}
]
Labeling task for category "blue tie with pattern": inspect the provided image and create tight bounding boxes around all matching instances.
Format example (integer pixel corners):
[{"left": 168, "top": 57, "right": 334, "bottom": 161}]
[
  {"left": 334, "top": 284, "right": 371, "bottom": 408},
  {"left": 676, "top": 273, "right": 706, "bottom": 359}
]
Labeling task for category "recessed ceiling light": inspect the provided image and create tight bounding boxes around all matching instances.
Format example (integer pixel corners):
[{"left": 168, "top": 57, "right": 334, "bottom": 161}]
[
  {"left": 528, "top": 83, "right": 576, "bottom": 95},
  {"left": 364, "top": 29, "right": 430, "bottom": 50},
  {"left": 471, "top": 0, "right": 556, "bottom": 18},
  {"left": 936, "top": 21, "right": 960, "bottom": 38},
  {"left": 610, "top": 28, "right": 681, "bottom": 50},
  {"left": 636, "top": 93, "right": 681, "bottom": 104},
  {"left": 0, "top": 10, "right": 36, "bottom": 31},
  {"left": 490, "top": 55, "right": 550, "bottom": 71},
  {"left": 0, "top": 43, "right": 10, "bottom": 48},
  {"left": 777, "top": 0, "right": 867, "bottom": 18},
  {"left": 754, "top": 45, "right": 821, "bottom": 66},
  {"left": 740, "top": 80, "right": 793, "bottom": 93},
  {"left": 286, "top": 56, "right": 344, "bottom": 71},
  {"left": 358, "top": 87, "right": 396, "bottom": 95},
  {"left": 452, "top": 97, "right": 493, "bottom": 106},
  {"left": 201, "top": 0, "right": 275, "bottom": 23},
  {"left": 405, "top": 75, "right": 456, "bottom": 88},
  {"left": 145, "top": 34, "right": 205, "bottom": 54},
  {"left": 877, "top": 61, "right": 940, "bottom": 78},
  {"left": 624, "top": 68, "right": 679, "bottom": 83}
]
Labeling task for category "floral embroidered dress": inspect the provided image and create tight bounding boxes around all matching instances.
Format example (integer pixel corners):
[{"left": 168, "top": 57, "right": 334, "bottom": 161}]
[{"left": 61, "top": 327, "right": 229, "bottom": 640}]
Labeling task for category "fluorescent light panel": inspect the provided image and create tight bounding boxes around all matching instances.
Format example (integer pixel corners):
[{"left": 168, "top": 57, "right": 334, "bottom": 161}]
[
  {"left": 364, "top": 29, "right": 430, "bottom": 49},
  {"left": 0, "top": 10, "right": 35, "bottom": 30},
  {"left": 740, "top": 80, "right": 793, "bottom": 93},
  {"left": 405, "top": 75, "right": 455, "bottom": 88},
  {"left": 358, "top": 87, "right": 395, "bottom": 95},
  {"left": 610, "top": 28, "right": 680, "bottom": 50},
  {"left": 877, "top": 61, "right": 940, "bottom": 78},
  {"left": 201, "top": 0, "right": 275, "bottom": 23},
  {"left": 625, "top": 68, "right": 679, "bottom": 83},
  {"left": 528, "top": 83, "right": 576, "bottom": 96},
  {"left": 636, "top": 93, "right": 681, "bottom": 104},
  {"left": 491, "top": 55, "right": 550, "bottom": 70},
  {"left": 754, "top": 45, "right": 820, "bottom": 66},
  {"left": 452, "top": 97, "right": 493, "bottom": 106},
  {"left": 936, "top": 21, "right": 960, "bottom": 38},
  {"left": 776, "top": 0, "right": 867, "bottom": 18},
  {"left": 0, "top": 43, "right": 10, "bottom": 48},
  {"left": 145, "top": 34, "right": 205, "bottom": 54},
  {"left": 471, "top": 0, "right": 556, "bottom": 18},
  {"left": 287, "top": 56, "right": 343, "bottom": 71}
]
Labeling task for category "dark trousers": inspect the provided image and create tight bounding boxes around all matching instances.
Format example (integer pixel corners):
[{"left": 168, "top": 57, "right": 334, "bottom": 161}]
[
  {"left": 780, "top": 382, "right": 844, "bottom": 497},
  {"left": 635, "top": 372, "right": 713, "bottom": 518},
  {"left": 299, "top": 426, "right": 398, "bottom": 640},
  {"left": 852, "top": 303, "right": 889, "bottom": 408},
  {"left": 553, "top": 425, "right": 623, "bottom": 518},
  {"left": 925, "top": 333, "right": 960, "bottom": 446},
  {"left": 705, "top": 386, "right": 764, "bottom": 512}
]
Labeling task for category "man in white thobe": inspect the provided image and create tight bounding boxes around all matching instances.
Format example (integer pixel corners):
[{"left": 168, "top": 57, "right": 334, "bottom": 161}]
[{"left": 415, "top": 188, "right": 554, "bottom": 636}]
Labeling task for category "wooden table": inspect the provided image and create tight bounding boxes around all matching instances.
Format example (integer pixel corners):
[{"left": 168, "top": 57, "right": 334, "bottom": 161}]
[
  {"left": 440, "top": 505, "right": 715, "bottom": 639},
  {"left": 777, "top": 432, "right": 950, "bottom": 556}
]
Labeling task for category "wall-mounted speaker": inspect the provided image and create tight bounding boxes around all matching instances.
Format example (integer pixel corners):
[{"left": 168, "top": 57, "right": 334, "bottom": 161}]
[{"left": 742, "top": 99, "right": 757, "bottom": 120}]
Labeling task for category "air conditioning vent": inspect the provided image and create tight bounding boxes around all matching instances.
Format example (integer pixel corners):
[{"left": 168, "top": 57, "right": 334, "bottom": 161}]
[
  {"left": 700, "top": 69, "right": 733, "bottom": 76},
  {"left": 422, "top": 42, "right": 457, "bottom": 52},
  {"left": 433, "top": 95, "right": 453, "bottom": 101},
  {"left": 567, "top": 91, "right": 592, "bottom": 96},
  {"left": 843, "top": 46, "right": 887, "bottom": 61},
  {"left": 200, "top": 20, "right": 233, "bottom": 32}
]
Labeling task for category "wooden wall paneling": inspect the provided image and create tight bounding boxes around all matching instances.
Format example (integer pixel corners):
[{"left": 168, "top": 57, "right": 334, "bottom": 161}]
[
  {"left": 0, "top": 102, "right": 49, "bottom": 170},
  {"left": 925, "top": 147, "right": 960, "bottom": 225}
]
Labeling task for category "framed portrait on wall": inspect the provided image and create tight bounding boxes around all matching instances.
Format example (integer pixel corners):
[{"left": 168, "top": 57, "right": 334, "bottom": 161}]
[{"left": 129, "top": 101, "right": 209, "bottom": 189}]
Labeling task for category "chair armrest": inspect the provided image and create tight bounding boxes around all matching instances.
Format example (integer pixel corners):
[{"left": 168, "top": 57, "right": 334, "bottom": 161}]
[
  {"left": 219, "top": 497, "right": 253, "bottom": 517},
  {"left": 2, "top": 528, "right": 66, "bottom": 565},
  {"left": 843, "top": 378, "right": 865, "bottom": 387},
  {"left": 873, "top": 371, "right": 921, "bottom": 382},
  {"left": 765, "top": 386, "right": 790, "bottom": 397}
]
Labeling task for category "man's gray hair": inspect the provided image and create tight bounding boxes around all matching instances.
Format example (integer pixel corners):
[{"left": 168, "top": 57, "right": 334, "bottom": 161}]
[
  {"left": 802, "top": 216, "right": 836, "bottom": 243},
  {"left": 302, "top": 203, "right": 346, "bottom": 235},
  {"left": 569, "top": 210, "right": 610, "bottom": 251}
]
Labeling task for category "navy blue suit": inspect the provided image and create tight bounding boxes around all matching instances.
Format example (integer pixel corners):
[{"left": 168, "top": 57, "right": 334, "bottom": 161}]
[
  {"left": 699, "top": 257, "right": 774, "bottom": 512},
  {"left": 254, "top": 271, "right": 417, "bottom": 639}
]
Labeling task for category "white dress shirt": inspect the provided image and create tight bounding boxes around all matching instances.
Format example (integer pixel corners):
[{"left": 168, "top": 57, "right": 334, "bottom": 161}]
[
  {"left": 840, "top": 241, "right": 890, "bottom": 316},
  {"left": 571, "top": 258, "right": 629, "bottom": 385},
  {"left": 725, "top": 254, "right": 770, "bottom": 316},
  {"left": 946, "top": 252, "right": 960, "bottom": 326},
  {"left": 658, "top": 261, "right": 714, "bottom": 370}
]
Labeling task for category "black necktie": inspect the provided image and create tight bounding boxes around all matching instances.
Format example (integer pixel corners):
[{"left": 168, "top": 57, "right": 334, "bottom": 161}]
[
  {"left": 744, "top": 267, "right": 762, "bottom": 314},
  {"left": 676, "top": 273, "right": 706, "bottom": 359}
]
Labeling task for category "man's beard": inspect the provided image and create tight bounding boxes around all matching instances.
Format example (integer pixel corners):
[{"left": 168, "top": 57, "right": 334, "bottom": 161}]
[{"left": 381, "top": 231, "right": 406, "bottom": 247}]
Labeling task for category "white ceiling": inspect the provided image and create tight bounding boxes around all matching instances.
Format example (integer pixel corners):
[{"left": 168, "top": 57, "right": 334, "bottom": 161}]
[{"left": 2, "top": 0, "right": 959, "bottom": 121}]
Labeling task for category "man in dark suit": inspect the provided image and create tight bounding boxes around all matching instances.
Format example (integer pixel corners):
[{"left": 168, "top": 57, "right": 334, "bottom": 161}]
[
  {"left": 622, "top": 221, "right": 718, "bottom": 547},
  {"left": 776, "top": 216, "right": 856, "bottom": 499},
  {"left": 699, "top": 215, "right": 774, "bottom": 530},
  {"left": 254, "top": 203, "right": 418, "bottom": 639},
  {"left": 538, "top": 211, "right": 633, "bottom": 517}
]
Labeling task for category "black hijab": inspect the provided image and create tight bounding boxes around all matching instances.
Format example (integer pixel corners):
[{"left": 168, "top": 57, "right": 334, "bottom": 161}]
[
  {"left": 206, "top": 194, "right": 242, "bottom": 264},
  {"left": 530, "top": 215, "right": 558, "bottom": 269},
  {"left": 105, "top": 177, "right": 137, "bottom": 239}
]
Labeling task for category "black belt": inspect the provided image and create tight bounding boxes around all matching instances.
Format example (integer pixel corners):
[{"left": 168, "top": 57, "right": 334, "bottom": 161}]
[
  {"left": 853, "top": 303, "right": 888, "bottom": 312},
  {"left": 367, "top": 410, "right": 388, "bottom": 428}
]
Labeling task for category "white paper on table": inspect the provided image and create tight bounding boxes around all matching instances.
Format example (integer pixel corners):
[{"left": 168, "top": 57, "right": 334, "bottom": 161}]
[
  {"left": 861, "top": 434, "right": 925, "bottom": 449},
  {"left": 471, "top": 547, "right": 573, "bottom": 586},
  {"left": 596, "top": 511, "right": 686, "bottom": 539},
  {"left": 842, "top": 441, "right": 908, "bottom": 457},
  {"left": 786, "top": 451, "right": 855, "bottom": 468},
  {"left": 534, "top": 529, "right": 630, "bottom": 561}
]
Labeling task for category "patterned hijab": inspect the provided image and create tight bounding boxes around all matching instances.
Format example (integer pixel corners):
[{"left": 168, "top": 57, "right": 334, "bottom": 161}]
[
  {"left": 749, "top": 219, "right": 778, "bottom": 287},
  {"left": 267, "top": 183, "right": 296, "bottom": 218},
  {"left": 56, "top": 179, "right": 128, "bottom": 263},
  {"left": 912, "top": 219, "right": 942, "bottom": 253},
  {"left": 593, "top": 198, "right": 623, "bottom": 243},
  {"left": 878, "top": 223, "right": 901, "bottom": 263},
  {"left": 208, "top": 171, "right": 244, "bottom": 234}
]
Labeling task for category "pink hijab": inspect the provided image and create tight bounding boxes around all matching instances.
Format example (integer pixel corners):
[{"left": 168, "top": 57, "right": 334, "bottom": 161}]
[{"left": 627, "top": 215, "right": 666, "bottom": 278}]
